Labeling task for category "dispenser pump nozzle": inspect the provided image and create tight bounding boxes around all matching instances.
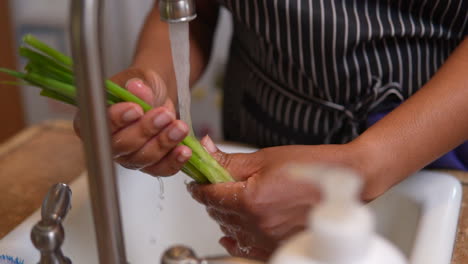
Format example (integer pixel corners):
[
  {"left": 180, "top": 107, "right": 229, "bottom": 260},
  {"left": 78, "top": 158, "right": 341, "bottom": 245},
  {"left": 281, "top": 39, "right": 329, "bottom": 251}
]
[
  {"left": 287, "top": 165, "right": 374, "bottom": 263},
  {"left": 289, "top": 165, "right": 363, "bottom": 214}
]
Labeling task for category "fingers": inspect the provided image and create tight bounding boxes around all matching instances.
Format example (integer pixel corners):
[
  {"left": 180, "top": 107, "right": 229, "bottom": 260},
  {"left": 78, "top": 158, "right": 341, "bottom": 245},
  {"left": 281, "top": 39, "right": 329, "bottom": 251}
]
[
  {"left": 219, "top": 237, "right": 271, "bottom": 261},
  {"left": 139, "top": 145, "right": 192, "bottom": 176},
  {"left": 117, "top": 125, "right": 186, "bottom": 168},
  {"left": 200, "top": 135, "right": 264, "bottom": 182},
  {"left": 111, "top": 107, "right": 182, "bottom": 157},
  {"left": 206, "top": 207, "right": 243, "bottom": 226},
  {"left": 75, "top": 102, "right": 144, "bottom": 137},
  {"left": 200, "top": 134, "right": 219, "bottom": 153},
  {"left": 188, "top": 181, "right": 246, "bottom": 211},
  {"left": 75, "top": 103, "right": 143, "bottom": 137},
  {"left": 219, "top": 226, "right": 254, "bottom": 248},
  {"left": 115, "top": 117, "right": 187, "bottom": 161},
  {"left": 108, "top": 103, "right": 144, "bottom": 133},
  {"left": 108, "top": 103, "right": 190, "bottom": 176},
  {"left": 73, "top": 68, "right": 187, "bottom": 177}
]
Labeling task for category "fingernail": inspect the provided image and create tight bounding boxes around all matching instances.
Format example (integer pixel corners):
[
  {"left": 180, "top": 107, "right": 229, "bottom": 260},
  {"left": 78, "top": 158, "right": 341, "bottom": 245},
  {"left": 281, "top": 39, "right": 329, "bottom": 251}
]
[
  {"left": 177, "top": 148, "right": 192, "bottom": 162},
  {"left": 202, "top": 135, "right": 217, "bottom": 154},
  {"left": 219, "top": 238, "right": 228, "bottom": 247},
  {"left": 153, "top": 112, "right": 171, "bottom": 128},
  {"left": 168, "top": 124, "right": 186, "bottom": 141},
  {"left": 125, "top": 78, "right": 144, "bottom": 90},
  {"left": 122, "top": 108, "right": 141, "bottom": 122},
  {"left": 219, "top": 236, "right": 235, "bottom": 248}
]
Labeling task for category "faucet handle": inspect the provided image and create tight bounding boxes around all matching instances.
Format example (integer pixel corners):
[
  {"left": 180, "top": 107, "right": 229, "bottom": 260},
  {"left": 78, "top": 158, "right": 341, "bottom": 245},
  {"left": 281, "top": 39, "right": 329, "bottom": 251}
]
[
  {"left": 161, "top": 246, "right": 265, "bottom": 264},
  {"left": 161, "top": 246, "right": 198, "bottom": 264},
  {"left": 31, "top": 219, "right": 72, "bottom": 264},
  {"left": 41, "top": 183, "right": 72, "bottom": 223},
  {"left": 31, "top": 183, "right": 73, "bottom": 264}
]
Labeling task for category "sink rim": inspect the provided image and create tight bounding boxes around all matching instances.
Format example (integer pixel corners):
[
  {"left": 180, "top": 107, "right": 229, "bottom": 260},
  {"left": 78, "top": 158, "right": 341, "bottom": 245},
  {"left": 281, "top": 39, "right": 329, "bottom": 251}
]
[{"left": 0, "top": 144, "right": 463, "bottom": 264}]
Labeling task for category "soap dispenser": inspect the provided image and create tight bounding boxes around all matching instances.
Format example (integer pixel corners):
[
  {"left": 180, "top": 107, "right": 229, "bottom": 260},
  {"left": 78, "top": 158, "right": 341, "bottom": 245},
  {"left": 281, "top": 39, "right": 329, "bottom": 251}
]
[{"left": 270, "top": 165, "right": 407, "bottom": 264}]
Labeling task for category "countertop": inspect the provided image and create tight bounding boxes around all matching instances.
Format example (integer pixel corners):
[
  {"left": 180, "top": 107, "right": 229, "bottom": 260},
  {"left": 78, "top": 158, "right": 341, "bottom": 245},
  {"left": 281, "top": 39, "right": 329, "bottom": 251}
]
[{"left": 0, "top": 120, "right": 467, "bottom": 263}]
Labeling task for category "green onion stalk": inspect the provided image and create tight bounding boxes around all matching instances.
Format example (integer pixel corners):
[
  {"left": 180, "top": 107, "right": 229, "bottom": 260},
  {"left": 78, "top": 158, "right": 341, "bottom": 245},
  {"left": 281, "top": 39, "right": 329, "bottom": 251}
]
[{"left": 0, "top": 34, "right": 233, "bottom": 184}]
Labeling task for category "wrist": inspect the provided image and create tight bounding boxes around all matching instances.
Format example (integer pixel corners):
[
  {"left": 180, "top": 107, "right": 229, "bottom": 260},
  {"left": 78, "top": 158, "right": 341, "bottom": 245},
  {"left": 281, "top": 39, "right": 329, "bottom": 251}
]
[{"left": 345, "top": 136, "right": 402, "bottom": 201}]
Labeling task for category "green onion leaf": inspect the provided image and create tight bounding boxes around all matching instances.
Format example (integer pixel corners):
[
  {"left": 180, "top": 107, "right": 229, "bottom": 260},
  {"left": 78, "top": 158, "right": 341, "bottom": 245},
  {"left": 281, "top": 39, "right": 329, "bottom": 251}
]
[{"left": 0, "top": 34, "right": 235, "bottom": 184}]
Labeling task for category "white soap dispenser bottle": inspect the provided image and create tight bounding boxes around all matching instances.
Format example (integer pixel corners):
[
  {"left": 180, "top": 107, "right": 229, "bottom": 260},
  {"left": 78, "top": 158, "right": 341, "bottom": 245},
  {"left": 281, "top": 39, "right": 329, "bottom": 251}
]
[{"left": 270, "top": 165, "right": 407, "bottom": 264}]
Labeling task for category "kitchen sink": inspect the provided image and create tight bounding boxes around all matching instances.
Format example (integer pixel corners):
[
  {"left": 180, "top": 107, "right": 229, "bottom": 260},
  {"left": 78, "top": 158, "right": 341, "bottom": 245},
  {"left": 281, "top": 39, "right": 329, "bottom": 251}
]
[{"left": 0, "top": 144, "right": 462, "bottom": 264}]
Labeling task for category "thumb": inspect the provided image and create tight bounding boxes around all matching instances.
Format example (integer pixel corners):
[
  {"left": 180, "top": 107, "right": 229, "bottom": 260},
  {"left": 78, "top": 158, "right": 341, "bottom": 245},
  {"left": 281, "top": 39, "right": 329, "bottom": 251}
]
[
  {"left": 111, "top": 68, "right": 168, "bottom": 107},
  {"left": 200, "top": 135, "right": 263, "bottom": 181},
  {"left": 125, "top": 78, "right": 156, "bottom": 106}
]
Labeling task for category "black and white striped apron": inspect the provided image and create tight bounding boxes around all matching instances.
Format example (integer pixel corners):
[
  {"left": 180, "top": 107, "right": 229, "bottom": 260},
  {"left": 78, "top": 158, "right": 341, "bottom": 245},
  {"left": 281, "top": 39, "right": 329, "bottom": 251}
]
[{"left": 220, "top": 0, "right": 468, "bottom": 147}]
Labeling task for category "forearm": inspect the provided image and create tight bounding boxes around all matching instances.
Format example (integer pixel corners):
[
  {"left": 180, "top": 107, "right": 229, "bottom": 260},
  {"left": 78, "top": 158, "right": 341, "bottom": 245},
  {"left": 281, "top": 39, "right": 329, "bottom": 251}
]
[
  {"left": 131, "top": 1, "right": 219, "bottom": 102},
  {"left": 354, "top": 37, "right": 468, "bottom": 199}
]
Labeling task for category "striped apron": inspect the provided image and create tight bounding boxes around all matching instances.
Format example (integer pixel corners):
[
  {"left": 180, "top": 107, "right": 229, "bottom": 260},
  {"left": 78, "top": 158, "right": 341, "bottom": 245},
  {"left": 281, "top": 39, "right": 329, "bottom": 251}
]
[{"left": 219, "top": 0, "right": 468, "bottom": 169}]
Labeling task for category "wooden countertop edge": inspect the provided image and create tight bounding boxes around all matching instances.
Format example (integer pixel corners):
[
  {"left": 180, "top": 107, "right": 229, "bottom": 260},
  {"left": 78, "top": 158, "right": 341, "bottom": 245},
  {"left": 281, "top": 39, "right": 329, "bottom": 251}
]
[
  {"left": 0, "top": 120, "right": 85, "bottom": 239},
  {"left": 0, "top": 120, "right": 75, "bottom": 158}
]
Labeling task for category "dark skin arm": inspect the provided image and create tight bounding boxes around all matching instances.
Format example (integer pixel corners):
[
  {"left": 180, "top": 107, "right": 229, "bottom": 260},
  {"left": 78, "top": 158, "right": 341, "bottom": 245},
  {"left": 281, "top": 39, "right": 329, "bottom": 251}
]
[{"left": 190, "top": 37, "right": 468, "bottom": 260}]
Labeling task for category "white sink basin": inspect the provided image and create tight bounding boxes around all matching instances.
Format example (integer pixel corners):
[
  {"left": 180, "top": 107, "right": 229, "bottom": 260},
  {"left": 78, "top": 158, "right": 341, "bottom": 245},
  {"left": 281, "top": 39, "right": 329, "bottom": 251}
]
[{"left": 0, "top": 144, "right": 462, "bottom": 263}]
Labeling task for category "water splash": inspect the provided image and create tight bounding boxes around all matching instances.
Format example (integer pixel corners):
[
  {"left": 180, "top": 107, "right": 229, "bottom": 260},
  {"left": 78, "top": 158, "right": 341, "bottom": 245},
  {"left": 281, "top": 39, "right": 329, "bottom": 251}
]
[
  {"left": 184, "top": 179, "right": 192, "bottom": 186},
  {"left": 156, "top": 204, "right": 163, "bottom": 212},
  {"left": 149, "top": 236, "right": 157, "bottom": 245},
  {"left": 156, "top": 176, "right": 165, "bottom": 200},
  {"left": 155, "top": 177, "right": 164, "bottom": 212},
  {"left": 238, "top": 245, "right": 252, "bottom": 255}
]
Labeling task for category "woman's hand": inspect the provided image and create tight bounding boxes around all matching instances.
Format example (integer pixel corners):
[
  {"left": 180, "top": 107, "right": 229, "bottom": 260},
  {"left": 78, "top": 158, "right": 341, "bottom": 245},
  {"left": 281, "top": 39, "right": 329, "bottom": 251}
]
[
  {"left": 188, "top": 136, "right": 371, "bottom": 260},
  {"left": 74, "top": 67, "right": 192, "bottom": 176}
]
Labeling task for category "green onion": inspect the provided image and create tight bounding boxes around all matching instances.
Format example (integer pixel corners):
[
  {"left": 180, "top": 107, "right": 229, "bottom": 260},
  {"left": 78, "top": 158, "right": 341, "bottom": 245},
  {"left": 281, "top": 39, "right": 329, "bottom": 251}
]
[
  {"left": 40, "top": 90, "right": 77, "bottom": 106},
  {"left": 23, "top": 34, "right": 73, "bottom": 67},
  {"left": 0, "top": 34, "right": 233, "bottom": 184}
]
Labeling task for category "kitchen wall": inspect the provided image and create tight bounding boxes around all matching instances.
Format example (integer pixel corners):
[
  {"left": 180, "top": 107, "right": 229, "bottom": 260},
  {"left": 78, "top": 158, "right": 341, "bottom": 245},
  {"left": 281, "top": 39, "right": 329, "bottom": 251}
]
[
  {"left": 11, "top": 0, "right": 233, "bottom": 140},
  {"left": 0, "top": 0, "right": 25, "bottom": 143},
  {"left": 12, "top": 0, "right": 74, "bottom": 124}
]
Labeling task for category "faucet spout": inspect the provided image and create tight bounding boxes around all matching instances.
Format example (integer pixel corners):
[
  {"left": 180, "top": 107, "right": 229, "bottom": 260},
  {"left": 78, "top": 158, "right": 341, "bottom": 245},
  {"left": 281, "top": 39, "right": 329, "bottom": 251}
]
[
  {"left": 159, "top": 0, "right": 197, "bottom": 23},
  {"left": 70, "top": 0, "right": 127, "bottom": 263}
]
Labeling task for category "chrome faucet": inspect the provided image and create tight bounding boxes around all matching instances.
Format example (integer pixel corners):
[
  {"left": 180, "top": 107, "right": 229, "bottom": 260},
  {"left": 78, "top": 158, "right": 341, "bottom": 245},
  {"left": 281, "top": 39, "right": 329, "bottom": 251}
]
[
  {"left": 31, "top": 183, "right": 72, "bottom": 264},
  {"left": 70, "top": 0, "right": 127, "bottom": 263},
  {"left": 159, "top": 0, "right": 197, "bottom": 23}
]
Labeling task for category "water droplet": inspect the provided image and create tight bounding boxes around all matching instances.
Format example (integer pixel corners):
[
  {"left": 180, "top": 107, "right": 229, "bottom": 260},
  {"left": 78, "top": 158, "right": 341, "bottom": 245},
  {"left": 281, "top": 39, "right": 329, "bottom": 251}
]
[
  {"left": 156, "top": 176, "right": 165, "bottom": 200},
  {"left": 184, "top": 179, "right": 192, "bottom": 185},
  {"left": 238, "top": 245, "right": 252, "bottom": 255},
  {"left": 157, "top": 203, "right": 163, "bottom": 211}
]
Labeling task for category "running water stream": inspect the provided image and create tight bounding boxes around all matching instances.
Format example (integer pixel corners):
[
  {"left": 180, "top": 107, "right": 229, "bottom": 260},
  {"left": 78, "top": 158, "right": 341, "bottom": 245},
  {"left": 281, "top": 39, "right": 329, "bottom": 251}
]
[
  {"left": 154, "top": 22, "right": 193, "bottom": 205},
  {"left": 168, "top": 22, "right": 193, "bottom": 134}
]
